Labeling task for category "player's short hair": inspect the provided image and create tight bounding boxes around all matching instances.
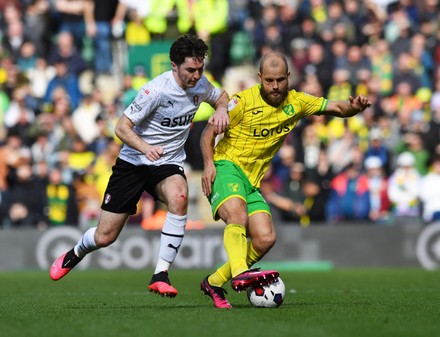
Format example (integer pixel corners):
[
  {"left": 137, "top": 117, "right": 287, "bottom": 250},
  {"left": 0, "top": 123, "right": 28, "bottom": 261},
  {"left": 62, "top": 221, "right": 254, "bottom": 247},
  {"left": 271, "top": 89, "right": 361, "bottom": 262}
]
[
  {"left": 259, "top": 52, "right": 289, "bottom": 74},
  {"left": 169, "top": 34, "right": 209, "bottom": 66}
]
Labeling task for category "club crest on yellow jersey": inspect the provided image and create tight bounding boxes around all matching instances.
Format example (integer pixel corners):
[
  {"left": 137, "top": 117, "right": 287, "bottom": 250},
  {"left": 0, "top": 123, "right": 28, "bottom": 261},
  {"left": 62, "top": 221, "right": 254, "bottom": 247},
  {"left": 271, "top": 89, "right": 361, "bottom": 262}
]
[{"left": 282, "top": 104, "right": 294, "bottom": 116}]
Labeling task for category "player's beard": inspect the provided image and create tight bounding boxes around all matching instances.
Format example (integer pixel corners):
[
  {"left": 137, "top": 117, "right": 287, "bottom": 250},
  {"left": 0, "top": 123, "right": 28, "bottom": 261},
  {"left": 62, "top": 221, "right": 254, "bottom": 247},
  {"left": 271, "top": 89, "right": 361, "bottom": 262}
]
[{"left": 260, "top": 86, "right": 288, "bottom": 107}]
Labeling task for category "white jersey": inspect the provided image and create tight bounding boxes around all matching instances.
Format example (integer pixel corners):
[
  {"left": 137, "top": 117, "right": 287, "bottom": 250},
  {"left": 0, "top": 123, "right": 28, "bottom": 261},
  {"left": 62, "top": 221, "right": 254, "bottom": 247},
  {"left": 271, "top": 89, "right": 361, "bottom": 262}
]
[{"left": 119, "top": 70, "right": 222, "bottom": 167}]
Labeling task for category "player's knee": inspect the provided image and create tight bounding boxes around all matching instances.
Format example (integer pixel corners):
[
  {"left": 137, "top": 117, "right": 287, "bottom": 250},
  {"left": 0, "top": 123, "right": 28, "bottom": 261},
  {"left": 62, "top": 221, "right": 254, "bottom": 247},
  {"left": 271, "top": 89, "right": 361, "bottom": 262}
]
[
  {"left": 167, "top": 193, "right": 188, "bottom": 215},
  {"left": 226, "top": 213, "right": 248, "bottom": 227},
  {"left": 254, "top": 232, "right": 276, "bottom": 252},
  {"left": 95, "top": 232, "right": 117, "bottom": 247}
]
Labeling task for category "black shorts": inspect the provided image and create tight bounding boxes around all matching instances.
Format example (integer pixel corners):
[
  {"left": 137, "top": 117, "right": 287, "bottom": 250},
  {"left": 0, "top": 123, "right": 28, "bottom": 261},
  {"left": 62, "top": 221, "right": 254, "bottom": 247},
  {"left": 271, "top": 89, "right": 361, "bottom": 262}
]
[{"left": 101, "top": 158, "right": 186, "bottom": 214}]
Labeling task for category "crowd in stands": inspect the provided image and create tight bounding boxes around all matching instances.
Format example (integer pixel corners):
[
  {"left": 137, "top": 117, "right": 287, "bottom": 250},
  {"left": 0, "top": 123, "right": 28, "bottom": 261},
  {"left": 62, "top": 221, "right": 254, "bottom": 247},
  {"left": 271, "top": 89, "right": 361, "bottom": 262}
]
[{"left": 1, "top": 0, "right": 440, "bottom": 229}]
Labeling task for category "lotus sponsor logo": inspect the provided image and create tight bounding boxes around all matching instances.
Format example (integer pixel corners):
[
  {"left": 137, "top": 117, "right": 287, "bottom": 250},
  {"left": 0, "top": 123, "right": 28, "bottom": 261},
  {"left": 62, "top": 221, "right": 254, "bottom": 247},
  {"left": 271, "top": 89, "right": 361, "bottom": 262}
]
[{"left": 253, "top": 122, "right": 293, "bottom": 137}]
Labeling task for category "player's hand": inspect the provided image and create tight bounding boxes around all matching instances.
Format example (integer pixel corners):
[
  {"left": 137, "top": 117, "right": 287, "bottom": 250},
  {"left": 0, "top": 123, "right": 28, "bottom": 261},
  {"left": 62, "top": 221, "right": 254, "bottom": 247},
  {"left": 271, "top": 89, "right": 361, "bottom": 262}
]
[
  {"left": 208, "top": 109, "right": 230, "bottom": 135},
  {"left": 349, "top": 95, "right": 371, "bottom": 113},
  {"left": 201, "top": 162, "right": 216, "bottom": 196},
  {"left": 145, "top": 145, "right": 164, "bottom": 161}
]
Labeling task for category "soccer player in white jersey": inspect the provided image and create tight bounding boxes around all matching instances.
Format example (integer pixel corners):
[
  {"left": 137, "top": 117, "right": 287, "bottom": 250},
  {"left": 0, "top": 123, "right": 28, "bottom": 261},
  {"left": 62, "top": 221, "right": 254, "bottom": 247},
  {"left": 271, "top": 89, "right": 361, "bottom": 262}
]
[{"left": 49, "top": 34, "right": 230, "bottom": 297}]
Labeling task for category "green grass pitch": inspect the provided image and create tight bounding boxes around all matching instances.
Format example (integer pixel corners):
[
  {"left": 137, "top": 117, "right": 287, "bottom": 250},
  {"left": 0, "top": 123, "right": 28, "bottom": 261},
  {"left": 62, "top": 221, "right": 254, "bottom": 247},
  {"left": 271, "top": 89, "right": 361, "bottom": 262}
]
[{"left": 1, "top": 268, "right": 439, "bottom": 337}]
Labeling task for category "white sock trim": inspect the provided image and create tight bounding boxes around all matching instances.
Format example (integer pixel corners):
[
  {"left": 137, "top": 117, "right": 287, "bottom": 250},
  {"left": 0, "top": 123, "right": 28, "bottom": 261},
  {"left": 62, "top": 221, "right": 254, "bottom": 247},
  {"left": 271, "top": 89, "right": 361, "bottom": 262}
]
[{"left": 74, "top": 227, "right": 98, "bottom": 258}]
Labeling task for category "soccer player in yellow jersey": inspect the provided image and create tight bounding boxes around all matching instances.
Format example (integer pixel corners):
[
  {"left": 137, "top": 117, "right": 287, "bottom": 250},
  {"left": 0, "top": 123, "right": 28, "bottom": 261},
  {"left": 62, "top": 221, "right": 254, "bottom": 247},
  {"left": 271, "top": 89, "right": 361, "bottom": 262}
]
[{"left": 199, "top": 52, "right": 371, "bottom": 309}]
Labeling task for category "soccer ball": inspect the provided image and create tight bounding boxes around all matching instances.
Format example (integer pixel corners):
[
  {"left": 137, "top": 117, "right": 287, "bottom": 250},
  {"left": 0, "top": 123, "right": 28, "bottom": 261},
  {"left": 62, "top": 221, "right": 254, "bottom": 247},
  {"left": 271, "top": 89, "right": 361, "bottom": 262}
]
[{"left": 247, "top": 277, "right": 285, "bottom": 308}]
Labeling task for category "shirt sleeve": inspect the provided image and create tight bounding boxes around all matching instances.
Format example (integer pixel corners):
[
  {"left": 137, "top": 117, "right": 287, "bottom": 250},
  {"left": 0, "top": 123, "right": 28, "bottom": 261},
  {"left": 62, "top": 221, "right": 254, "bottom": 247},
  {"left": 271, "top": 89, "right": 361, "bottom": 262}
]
[{"left": 123, "top": 82, "right": 161, "bottom": 125}]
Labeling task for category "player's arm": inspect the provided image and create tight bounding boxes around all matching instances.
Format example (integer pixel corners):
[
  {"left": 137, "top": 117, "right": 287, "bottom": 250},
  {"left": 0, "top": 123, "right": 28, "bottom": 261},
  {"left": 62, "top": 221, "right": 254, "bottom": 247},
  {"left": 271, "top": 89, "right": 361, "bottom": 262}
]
[
  {"left": 200, "top": 124, "right": 217, "bottom": 196},
  {"left": 321, "top": 95, "right": 371, "bottom": 118},
  {"left": 208, "top": 90, "right": 230, "bottom": 135},
  {"left": 115, "top": 115, "right": 163, "bottom": 161}
]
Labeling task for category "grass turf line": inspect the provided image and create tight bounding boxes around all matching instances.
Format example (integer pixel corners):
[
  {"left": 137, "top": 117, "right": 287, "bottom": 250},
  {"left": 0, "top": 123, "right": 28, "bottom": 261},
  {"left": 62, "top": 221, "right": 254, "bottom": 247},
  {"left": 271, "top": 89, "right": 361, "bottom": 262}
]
[{"left": 0, "top": 269, "right": 439, "bottom": 337}]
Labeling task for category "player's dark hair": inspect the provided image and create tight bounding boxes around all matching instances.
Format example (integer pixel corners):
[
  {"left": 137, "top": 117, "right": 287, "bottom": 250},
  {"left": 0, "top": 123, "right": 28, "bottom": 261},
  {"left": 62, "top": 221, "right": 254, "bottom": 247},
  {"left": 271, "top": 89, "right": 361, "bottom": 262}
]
[{"left": 169, "top": 34, "right": 209, "bottom": 66}]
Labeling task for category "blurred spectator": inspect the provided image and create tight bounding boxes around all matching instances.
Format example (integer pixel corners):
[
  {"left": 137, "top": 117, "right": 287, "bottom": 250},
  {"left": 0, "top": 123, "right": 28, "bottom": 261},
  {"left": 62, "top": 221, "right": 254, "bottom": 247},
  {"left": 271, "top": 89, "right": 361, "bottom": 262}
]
[
  {"left": 354, "top": 68, "right": 372, "bottom": 97},
  {"left": 346, "top": 44, "right": 371, "bottom": 86},
  {"left": 143, "top": 0, "right": 175, "bottom": 38},
  {"left": 387, "top": 152, "right": 422, "bottom": 220},
  {"left": 30, "top": 131, "right": 54, "bottom": 164},
  {"left": 83, "top": 0, "right": 120, "bottom": 75},
  {"left": 396, "top": 131, "right": 429, "bottom": 175},
  {"left": 47, "top": 31, "right": 87, "bottom": 77},
  {"left": 17, "top": 41, "right": 38, "bottom": 73},
  {"left": 66, "top": 136, "right": 96, "bottom": 174},
  {"left": 326, "top": 125, "right": 358, "bottom": 173},
  {"left": 344, "top": 0, "right": 369, "bottom": 45},
  {"left": 2, "top": 18, "right": 27, "bottom": 63},
  {"left": 370, "top": 39, "right": 393, "bottom": 96},
  {"left": 194, "top": 0, "right": 230, "bottom": 83},
  {"left": 22, "top": 0, "right": 51, "bottom": 58},
  {"left": 305, "top": 148, "right": 334, "bottom": 197},
  {"left": 296, "top": 14, "right": 322, "bottom": 46},
  {"left": 325, "top": 162, "right": 370, "bottom": 223},
  {"left": 392, "top": 52, "right": 421, "bottom": 93},
  {"left": 260, "top": 163, "right": 283, "bottom": 208},
  {"left": 54, "top": 0, "right": 87, "bottom": 51},
  {"left": 0, "top": 129, "right": 29, "bottom": 192},
  {"left": 267, "top": 171, "right": 327, "bottom": 226},
  {"left": 327, "top": 68, "right": 352, "bottom": 101},
  {"left": 382, "top": 80, "right": 422, "bottom": 117},
  {"left": 44, "top": 58, "right": 82, "bottom": 109},
  {"left": 420, "top": 155, "right": 440, "bottom": 224},
  {"left": 4, "top": 86, "right": 35, "bottom": 145},
  {"left": 45, "top": 165, "right": 79, "bottom": 226},
  {"left": 408, "top": 33, "right": 434, "bottom": 88},
  {"left": 385, "top": 5, "right": 414, "bottom": 57},
  {"left": 330, "top": 40, "right": 349, "bottom": 70},
  {"left": 308, "top": 0, "right": 328, "bottom": 28},
  {"left": 26, "top": 58, "right": 56, "bottom": 103},
  {"left": 364, "top": 156, "right": 391, "bottom": 224},
  {"left": 289, "top": 38, "right": 309, "bottom": 81},
  {"left": 424, "top": 98, "right": 440, "bottom": 160},
  {"left": 364, "top": 128, "right": 391, "bottom": 174},
  {"left": 301, "top": 123, "right": 324, "bottom": 174},
  {"left": 266, "top": 162, "right": 306, "bottom": 223},
  {"left": 253, "top": 4, "right": 283, "bottom": 59},
  {"left": 298, "top": 178, "right": 327, "bottom": 225},
  {"left": 320, "top": 0, "right": 355, "bottom": 43},
  {"left": 53, "top": 114, "right": 78, "bottom": 153},
  {"left": 271, "top": 143, "right": 297, "bottom": 186},
  {"left": 305, "top": 42, "right": 333, "bottom": 95},
  {"left": 124, "top": 7, "right": 151, "bottom": 46},
  {"left": 92, "top": 137, "right": 121, "bottom": 199},
  {"left": 4, "top": 161, "right": 48, "bottom": 227},
  {"left": 71, "top": 94, "right": 101, "bottom": 144},
  {"left": 278, "top": 3, "right": 302, "bottom": 53},
  {"left": 88, "top": 119, "right": 111, "bottom": 156},
  {"left": 72, "top": 169, "right": 100, "bottom": 229}
]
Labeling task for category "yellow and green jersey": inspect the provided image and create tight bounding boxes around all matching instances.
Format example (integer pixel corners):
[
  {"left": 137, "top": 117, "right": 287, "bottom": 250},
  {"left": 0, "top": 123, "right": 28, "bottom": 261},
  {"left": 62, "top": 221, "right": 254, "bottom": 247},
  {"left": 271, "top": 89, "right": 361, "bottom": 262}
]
[{"left": 214, "top": 84, "right": 328, "bottom": 188}]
